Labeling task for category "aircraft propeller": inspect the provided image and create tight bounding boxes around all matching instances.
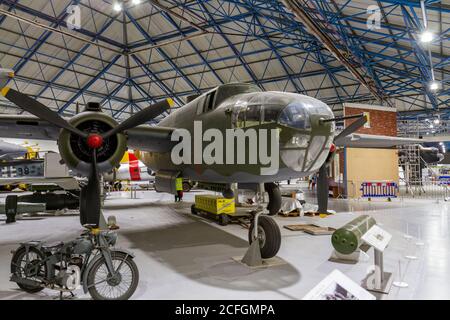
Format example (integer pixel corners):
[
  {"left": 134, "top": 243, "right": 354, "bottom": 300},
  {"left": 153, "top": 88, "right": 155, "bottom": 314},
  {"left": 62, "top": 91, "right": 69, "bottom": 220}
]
[
  {"left": 1, "top": 86, "right": 174, "bottom": 227},
  {"left": 316, "top": 114, "right": 367, "bottom": 214}
]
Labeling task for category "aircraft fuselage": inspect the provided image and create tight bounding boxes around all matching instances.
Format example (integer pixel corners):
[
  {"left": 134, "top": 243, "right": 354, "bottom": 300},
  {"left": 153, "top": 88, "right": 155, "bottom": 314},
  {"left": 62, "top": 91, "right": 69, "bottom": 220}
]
[{"left": 136, "top": 83, "right": 335, "bottom": 184}]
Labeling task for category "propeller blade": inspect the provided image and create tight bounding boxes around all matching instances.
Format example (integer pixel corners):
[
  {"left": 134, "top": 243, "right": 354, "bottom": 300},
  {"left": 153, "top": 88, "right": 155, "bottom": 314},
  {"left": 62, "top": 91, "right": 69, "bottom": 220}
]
[
  {"left": 103, "top": 98, "right": 174, "bottom": 139},
  {"left": 334, "top": 114, "right": 367, "bottom": 145},
  {"left": 1, "top": 87, "right": 87, "bottom": 138},
  {"left": 84, "top": 149, "right": 101, "bottom": 226},
  {"left": 79, "top": 185, "right": 88, "bottom": 226},
  {"left": 316, "top": 163, "right": 329, "bottom": 214}
]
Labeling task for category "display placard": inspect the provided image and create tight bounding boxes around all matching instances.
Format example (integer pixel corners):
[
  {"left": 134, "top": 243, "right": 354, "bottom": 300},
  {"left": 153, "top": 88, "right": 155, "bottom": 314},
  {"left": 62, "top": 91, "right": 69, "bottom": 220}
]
[
  {"left": 303, "top": 269, "right": 376, "bottom": 300},
  {"left": 361, "top": 225, "right": 392, "bottom": 252}
]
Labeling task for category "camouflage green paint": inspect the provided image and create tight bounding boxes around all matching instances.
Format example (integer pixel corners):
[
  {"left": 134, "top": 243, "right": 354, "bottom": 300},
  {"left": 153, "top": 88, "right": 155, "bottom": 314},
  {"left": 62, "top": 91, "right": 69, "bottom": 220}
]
[
  {"left": 332, "top": 215, "right": 377, "bottom": 255},
  {"left": 136, "top": 83, "right": 335, "bottom": 184}
]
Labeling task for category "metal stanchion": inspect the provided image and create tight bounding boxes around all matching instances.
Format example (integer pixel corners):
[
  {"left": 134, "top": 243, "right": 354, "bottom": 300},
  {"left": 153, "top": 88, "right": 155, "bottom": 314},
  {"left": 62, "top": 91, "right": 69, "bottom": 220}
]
[{"left": 363, "top": 248, "right": 393, "bottom": 294}]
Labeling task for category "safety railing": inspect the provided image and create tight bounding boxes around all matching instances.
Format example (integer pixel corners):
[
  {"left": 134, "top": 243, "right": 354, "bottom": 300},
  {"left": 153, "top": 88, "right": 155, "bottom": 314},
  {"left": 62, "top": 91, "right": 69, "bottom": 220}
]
[
  {"left": 345, "top": 179, "right": 448, "bottom": 202},
  {"left": 360, "top": 181, "right": 399, "bottom": 200},
  {"left": 398, "top": 177, "right": 449, "bottom": 201}
]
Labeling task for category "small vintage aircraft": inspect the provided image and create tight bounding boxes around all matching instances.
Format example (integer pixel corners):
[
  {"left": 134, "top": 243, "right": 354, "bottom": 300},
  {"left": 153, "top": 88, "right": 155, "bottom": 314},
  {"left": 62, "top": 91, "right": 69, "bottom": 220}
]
[
  {"left": 0, "top": 139, "right": 28, "bottom": 160},
  {"left": 0, "top": 70, "right": 425, "bottom": 258},
  {"left": 104, "top": 152, "right": 154, "bottom": 183}
]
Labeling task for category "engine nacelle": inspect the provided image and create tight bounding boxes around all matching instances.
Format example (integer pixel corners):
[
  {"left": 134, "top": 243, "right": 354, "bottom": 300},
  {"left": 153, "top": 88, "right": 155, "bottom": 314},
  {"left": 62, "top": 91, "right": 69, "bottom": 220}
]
[{"left": 58, "top": 111, "right": 127, "bottom": 176}]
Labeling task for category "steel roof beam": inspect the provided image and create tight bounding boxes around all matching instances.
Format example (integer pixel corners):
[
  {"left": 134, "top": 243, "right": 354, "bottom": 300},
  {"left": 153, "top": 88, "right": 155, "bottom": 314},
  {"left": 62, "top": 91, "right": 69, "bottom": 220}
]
[
  {"left": 11, "top": 75, "right": 130, "bottom": 105},
  {"left": 0, "top": 0, "right": 125, "bottom": 50},
  {"left": 36, "top": 13, "right": 119, "bottom": 98},
  {"left": 126, "top": 11, "right": 200, "bottom": 96},
  {"left": 0, "top": 0, "right": 20, "bottom": 27},
  {"left": 245, "top": 2, "right": 306, "bottom": 94},
  {"left": 195, "top": 1, "right": 264, "bottom": 87},
  {"left": 400, "top": 5, "right": 440, "bottom": 109},
  {"left": 132, "top": 54, "right": 184, "bottom": 106},
  {"left": 158, "top": 9, "right": 224, "bottom": 85},
  {"left": 281, "top": 0, "right": 386, "bottom": 103},
  {"left": 59, "top": 54, "right": 122, "bottom": 113},
  {"left": 11, "top": 0, "right": 81, "bottom": 75}
]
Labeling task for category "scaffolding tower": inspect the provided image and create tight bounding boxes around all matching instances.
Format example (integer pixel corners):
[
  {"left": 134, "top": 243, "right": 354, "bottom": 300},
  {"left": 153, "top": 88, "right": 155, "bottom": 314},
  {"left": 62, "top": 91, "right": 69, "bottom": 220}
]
[{"left": 398, "top": 144, "right": 424, "bottom": 196}]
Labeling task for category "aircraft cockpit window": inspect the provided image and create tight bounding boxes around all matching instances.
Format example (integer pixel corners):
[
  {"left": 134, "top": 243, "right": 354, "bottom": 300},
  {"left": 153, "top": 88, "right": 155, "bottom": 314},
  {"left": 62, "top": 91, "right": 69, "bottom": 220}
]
[
  {"left": 196, "top": 96, "right": 206, "bottom": 115},
  {"left": 204, "top": 91, "right": 217, "bottom": 112},
  {"left": 245, "top": 105, "right": 261, "bottom": 127},
  {"left": 236, "top": 108, "right": 246, "bottom": 128},
  {"left": 262, "top": 105, "right": 282, "bottom": 124},
  {"left": 233, "top": 104, "right": 261, "bottom": 128},
  {"left": 278, "top": 103, "right": 310, "bottom": 130}
]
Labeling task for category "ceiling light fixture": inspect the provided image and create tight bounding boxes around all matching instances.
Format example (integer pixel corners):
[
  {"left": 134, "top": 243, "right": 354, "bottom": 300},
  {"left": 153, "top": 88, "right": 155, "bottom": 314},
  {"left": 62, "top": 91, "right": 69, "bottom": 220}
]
[
  {"left": 113, "top": 2, "right": 123, "bottom": 12},
  {"left": 419, "top": 30, "right": 434, "bottom": 43},
  {"left": 132, "top": 0, "right": 142, "bottom": 5},
  {"left": 429, "top": 81, "right": 440, "bottom": 91}
]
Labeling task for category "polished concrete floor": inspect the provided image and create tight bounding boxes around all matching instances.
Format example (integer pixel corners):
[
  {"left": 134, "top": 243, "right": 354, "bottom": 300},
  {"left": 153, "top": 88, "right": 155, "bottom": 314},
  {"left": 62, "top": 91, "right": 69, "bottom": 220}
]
[{"left": 0, "top": 189, "right": 448, "bottom": 300}]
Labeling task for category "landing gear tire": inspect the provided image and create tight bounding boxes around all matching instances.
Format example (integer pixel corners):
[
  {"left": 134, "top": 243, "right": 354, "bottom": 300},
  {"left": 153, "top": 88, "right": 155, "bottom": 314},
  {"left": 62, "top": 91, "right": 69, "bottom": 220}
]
[
  {"left": 191, "top": 204, "right": 198, "bottom": 215},
  {"left": 218, "top": 214, "right": 230, "bottom": 226},
  {"left": 265, "top": 183, "right": 281, "bottom": 216},
  {"left": 248, "top": 215, "right": 281, "bottom": 259},
  {"left": 183, "top": 182, "right": 192, "bottom": 192}
]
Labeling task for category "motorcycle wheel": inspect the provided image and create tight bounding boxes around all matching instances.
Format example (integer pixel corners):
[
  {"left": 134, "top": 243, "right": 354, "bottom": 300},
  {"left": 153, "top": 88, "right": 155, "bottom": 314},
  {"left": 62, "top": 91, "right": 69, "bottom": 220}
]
[
  {"left": 10, "top": 247, "right": 47, "bottom": 293},
  {"left": 87, "top": 252, "right": 139, "bottom": 300}
]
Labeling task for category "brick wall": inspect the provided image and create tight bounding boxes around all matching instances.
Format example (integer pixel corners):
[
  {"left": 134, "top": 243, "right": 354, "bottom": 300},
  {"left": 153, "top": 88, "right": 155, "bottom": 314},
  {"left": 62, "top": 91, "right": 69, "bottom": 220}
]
[{"left": 344, "top": 107, "right": 397, "bottom": 137}]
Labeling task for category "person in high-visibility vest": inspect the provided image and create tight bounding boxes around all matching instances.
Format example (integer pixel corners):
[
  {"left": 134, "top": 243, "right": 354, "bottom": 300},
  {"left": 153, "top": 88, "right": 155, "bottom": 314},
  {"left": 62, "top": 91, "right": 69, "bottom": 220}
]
[{"left": 174, "top": 178, "right": 184, "bottom": 202}]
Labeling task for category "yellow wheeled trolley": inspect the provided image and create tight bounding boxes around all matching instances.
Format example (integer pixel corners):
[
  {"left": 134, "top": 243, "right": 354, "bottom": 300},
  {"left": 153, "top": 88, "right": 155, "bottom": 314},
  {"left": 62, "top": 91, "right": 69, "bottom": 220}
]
[{"left": 191, "top": 195, "right": 236, "bottom": 226}]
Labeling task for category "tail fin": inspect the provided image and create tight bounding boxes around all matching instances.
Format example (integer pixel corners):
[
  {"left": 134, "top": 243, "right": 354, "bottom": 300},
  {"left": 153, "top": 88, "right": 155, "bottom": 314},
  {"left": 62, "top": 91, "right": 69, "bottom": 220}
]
[
  {"left": 120, "top": 152, "right": 139, "bottom": 164},
  {"left": 129, "top": 152, "right": 138, "bottom": 162},
  {"left": 120, "top": 152, "right": 130, "bottom": 164}
]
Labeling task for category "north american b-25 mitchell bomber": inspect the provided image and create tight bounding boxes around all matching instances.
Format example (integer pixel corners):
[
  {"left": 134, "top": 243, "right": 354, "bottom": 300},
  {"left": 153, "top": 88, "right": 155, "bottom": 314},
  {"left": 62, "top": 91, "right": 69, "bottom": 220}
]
[{"left": 0, "top": 69, "right": 425, "bottom": 258}]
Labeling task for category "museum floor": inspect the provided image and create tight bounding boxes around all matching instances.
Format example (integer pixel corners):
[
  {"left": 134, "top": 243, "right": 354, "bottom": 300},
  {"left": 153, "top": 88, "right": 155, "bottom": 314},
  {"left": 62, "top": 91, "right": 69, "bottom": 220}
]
[{"left": 0, "top": 190, "right": 448, "bottom": 300}]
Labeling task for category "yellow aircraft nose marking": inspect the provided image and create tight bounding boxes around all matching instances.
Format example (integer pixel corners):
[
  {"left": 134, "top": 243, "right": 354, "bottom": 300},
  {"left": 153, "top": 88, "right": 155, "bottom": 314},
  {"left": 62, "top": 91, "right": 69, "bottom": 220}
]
[
  {"left": 8, "top": 72, "right": 14, "bottom": 78},
  {"left": 167, "top": 98, "right": 175, "bottom": 108},
  {"left": 1, "top": 87, "right": 10, "bottom": 97}
]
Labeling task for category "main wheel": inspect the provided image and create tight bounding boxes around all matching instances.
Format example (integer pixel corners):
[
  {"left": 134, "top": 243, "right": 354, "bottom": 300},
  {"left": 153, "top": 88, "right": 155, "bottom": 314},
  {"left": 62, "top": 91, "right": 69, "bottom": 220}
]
[
  {"left": 248, "top": 215, "right": 281, "bottom": 259},
  {"left": 265, "top": 183, "right": 281, "bottom": 216},
  {"left": 182, "top": 181, "right": 192, "bottom": 192},
  {"left": 86, "top": 252, "right": 139, "bottom": 300},
  {"left": 10, "top": 247, "right": 47, "bottom": 293},
  {"left": 218, "top": 214, "right": 230, "bottom": 226}
]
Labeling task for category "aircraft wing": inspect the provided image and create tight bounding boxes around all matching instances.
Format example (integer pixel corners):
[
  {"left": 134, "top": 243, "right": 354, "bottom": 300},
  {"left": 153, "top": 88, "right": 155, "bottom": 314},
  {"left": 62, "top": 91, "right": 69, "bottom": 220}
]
[
  {"left": 335, "top": 133, "right": 425, "bottom": 148},
  {"left": 0, "top": 139, "right": 28, "bottom": 159},
  {"left": 0, "top": 159, "right": 44, "bottom": 167},
  {"left": 116, "top": 126, "right": 176, "bottom": 153},
  {"left": 0, "top": 115, "right": 60, "bottom": 140},
  {"left": 0, "top": 176, "right": 80, "bottom": 190},
  {"left": 0, "top": 114, "right": 175, "bottom": 152}
]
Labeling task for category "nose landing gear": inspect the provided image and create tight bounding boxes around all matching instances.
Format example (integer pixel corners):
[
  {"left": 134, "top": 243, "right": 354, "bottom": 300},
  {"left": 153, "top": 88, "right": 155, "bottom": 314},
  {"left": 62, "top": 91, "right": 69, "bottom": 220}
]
[
  {"left": 241, "top": 184, "right": 282, "bottom": 266},
  {"left": 248, "top": 214, "right": 281, "bottom": 259}
]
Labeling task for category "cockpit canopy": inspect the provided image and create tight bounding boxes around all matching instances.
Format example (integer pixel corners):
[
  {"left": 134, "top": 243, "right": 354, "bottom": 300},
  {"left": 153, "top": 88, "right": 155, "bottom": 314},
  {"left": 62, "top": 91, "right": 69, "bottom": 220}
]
[
  {"left": 195, "top": 83, "right": 262, "bottom": 115},
  {"left": 219, "top": 92, "right": 334, "bottom": 129}
]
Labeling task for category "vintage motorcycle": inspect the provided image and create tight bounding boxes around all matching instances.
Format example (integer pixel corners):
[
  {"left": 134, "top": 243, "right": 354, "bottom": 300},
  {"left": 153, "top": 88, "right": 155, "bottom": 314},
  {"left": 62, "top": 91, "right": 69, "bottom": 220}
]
[{"left": 10, "top": 223, "right": 139, "bottom": 300}]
